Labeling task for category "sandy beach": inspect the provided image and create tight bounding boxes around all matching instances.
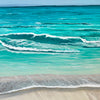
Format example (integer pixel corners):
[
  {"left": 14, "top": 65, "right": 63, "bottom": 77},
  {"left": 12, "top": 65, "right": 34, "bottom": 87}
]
[{"left": 0, "top": 88, "right": 100, "bottom": 100}]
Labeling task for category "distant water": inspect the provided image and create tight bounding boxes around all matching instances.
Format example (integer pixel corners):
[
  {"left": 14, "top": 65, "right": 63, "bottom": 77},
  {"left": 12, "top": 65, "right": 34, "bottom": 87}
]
[{"left": 0, "top": 6, "right": 100, "bottom": 76}]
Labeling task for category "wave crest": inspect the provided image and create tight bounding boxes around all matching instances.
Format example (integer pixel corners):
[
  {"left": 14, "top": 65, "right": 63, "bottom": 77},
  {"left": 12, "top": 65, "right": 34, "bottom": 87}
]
[
  {"left": 0, "top": 33, "right": 94, "bottom": 44},
  {"left": 0, "top": 33, "right": 100, "bottom": 54}
]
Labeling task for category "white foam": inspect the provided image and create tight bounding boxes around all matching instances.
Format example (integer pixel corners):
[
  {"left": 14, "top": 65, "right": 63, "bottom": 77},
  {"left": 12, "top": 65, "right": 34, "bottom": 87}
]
[
  {"left": 0, "top": 84, "right": 100, "bottom": 95},
  {"left": 0, "top": 40, "right": 79, "bottom": 53},
  {"left": 35, "top": 22, "right": 42, "bottom": 25}
]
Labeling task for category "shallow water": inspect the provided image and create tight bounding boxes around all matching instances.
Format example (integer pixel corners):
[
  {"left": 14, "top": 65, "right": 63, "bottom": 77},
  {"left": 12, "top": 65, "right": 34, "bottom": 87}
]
[{"left": 0, "top": 6, "right": 100, "bottom": 76}]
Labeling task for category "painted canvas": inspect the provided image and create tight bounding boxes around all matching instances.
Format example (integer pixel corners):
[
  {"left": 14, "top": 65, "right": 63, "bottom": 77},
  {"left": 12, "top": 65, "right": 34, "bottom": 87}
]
[{"left": 0, "top": 0, "right": 100, "bottom": 100}]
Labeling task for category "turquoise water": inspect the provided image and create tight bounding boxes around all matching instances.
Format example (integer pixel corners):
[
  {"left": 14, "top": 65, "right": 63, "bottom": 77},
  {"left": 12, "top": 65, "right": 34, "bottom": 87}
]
[{"left": 0, "top": 6, "right": 100, "bottom": 76}]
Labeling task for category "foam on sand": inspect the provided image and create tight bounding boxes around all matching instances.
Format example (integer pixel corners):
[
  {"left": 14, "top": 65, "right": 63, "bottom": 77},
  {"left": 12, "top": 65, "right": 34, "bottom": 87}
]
[{"left": 0, "top": 74, "right": 100, "bottom": 94}]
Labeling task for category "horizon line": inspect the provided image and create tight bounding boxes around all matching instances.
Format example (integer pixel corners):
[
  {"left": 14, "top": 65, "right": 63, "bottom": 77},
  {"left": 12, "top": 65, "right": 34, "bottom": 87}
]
[{"left": 0, "top": 4, "right": 100, "bottom": 7}]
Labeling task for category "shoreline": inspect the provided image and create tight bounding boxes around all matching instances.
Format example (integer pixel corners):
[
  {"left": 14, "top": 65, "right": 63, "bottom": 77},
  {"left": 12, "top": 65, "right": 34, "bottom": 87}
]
[
  {"left": 0, "top": 74, "right": 100, "bottom": 94},
  {"left": 0, "top": 87, "right": 100, "bottom": 100}
]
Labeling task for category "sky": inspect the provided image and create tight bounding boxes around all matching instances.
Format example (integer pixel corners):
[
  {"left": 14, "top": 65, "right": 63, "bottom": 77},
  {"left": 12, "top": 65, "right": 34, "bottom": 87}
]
[{"left": 0, "top": 0, "right": 100, "bottom": 6}]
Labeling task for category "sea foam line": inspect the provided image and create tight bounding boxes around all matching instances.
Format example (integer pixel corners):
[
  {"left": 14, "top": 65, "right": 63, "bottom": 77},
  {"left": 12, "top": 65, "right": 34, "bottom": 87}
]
[
  {"left": 0, "top": 74, "right": 100, "bottom": 94},
  {"left": 0, "top": 84, "right": 100, "bottom": 95}
]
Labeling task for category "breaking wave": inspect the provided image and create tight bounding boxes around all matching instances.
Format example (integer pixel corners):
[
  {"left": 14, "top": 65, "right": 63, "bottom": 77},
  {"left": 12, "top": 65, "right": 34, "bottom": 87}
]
[
  {"left": 0, "top": 40, "right": 79, "bottom": 53},
  {"left": 0, "top": 33, "right": 100, "bottom": 53}
]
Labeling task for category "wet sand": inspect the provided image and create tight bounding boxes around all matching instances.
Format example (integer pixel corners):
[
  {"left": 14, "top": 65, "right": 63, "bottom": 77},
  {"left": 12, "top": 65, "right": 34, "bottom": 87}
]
[
  {"left": 0, "top": 74, "right": 100, "bottom": 100},
  {"left": 0, "top": 88, "right": 100, "bottom": 100},
  {"left": 0, "top": 74, "right": 100, "bottom": 94}
]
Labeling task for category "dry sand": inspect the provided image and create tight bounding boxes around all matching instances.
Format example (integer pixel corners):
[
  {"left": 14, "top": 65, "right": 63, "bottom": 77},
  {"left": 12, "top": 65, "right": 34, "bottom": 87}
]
[{"left": 0, "top": 88, "right": 100, "bottom": 100}]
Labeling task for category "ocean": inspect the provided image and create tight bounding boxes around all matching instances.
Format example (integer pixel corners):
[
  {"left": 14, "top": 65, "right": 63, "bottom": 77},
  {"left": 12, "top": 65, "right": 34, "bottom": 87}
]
[{"left": 0, "top": 6, "right": 100, "bottom": 94}]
